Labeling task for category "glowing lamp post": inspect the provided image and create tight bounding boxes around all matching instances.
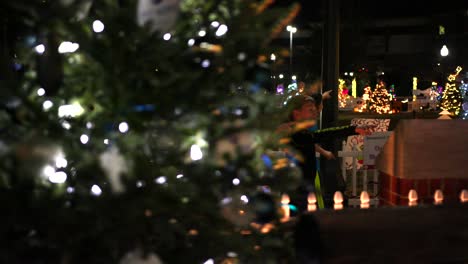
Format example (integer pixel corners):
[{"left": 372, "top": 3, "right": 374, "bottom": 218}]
[{"left": 286, "top": 25, "right": 297, "bottom": 77}]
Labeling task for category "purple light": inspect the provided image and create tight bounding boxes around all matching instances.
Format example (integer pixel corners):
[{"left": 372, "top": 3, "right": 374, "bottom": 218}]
[{"left": 276, "top": 84, "right": 284, "bottom": 94}]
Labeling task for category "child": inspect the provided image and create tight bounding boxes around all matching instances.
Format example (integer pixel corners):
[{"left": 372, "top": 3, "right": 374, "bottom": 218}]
[{"left": 277, "top": 94, "right": 371, "bottom": 211}]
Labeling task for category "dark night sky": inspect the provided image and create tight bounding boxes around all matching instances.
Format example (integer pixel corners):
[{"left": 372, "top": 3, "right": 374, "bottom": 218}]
[{"left": 271, "top": 0, "right": 468, "bottom": 95}]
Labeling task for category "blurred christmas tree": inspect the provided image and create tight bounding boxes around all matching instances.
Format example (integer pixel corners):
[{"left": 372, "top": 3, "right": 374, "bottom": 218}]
[
  {"left": 0, "top": 0, "right": 303, "bottom": 263},
  {"left": 369, "top": 80, "right": 391, "bottom": 114},
  {"left": 441, "top": 66, "right": 463, "bottom": 116}
]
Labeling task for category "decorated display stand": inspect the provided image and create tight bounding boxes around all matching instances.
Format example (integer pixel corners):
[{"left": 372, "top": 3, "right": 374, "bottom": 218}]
[
  {"left": 338, "top": 119, "right": 390, "bottom": 207},
  {"left": 376, "top": 120, "right": 468, "bottom": 206}
]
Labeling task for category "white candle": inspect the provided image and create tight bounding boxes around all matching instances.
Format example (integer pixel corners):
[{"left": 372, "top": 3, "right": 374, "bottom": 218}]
[
  {"left": 307, "top": 192, "right": 317, "bottom": 212},
  {"left": 360, "top": 191, "right": 370, "bottom": 209},
  {"left": 434, "top": 189, "right": 443, "bottom": 205},
  {"left": 460, "top": 190, "right": 468, "bottom": 203},
  {"left": 408, "top": 189, "right": 418, "bottom": 207},
  {"left": 281, "top": 194, "right": 290, "bottom": 220},
  {"left": 333, "top": 191, "right": 343, "bottom": 210}
]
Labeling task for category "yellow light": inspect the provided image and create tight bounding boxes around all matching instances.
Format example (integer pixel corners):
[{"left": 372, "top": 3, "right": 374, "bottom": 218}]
[
  {"left": 413, "top": 77, "right": 417, "bottom": 101},
  {"left": 58, "top": 102, "right": 84, "bottom": 118},
  {"left": 439, "top": 25, "right": 445, "bottom": 35},
  {"left": 352, "top": 78, "right": 357, "bottom": 98}
]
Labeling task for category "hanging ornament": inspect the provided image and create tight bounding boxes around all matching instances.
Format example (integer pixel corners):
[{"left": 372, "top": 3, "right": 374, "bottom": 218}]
[
  {"left": 119, "top": 248, "right": 163, "bottom": 264},
  {"left": 214, "top": 131, "right": 256, "bottom": 166},
  {"left": 137, "top": 0, "right": 181, "bottom": 33},
  {"left": 220, "top": 191, "right": 255, "bottom": 227},
  {"left": 99, "top": 146, "right": 129, "bottom": 193}
]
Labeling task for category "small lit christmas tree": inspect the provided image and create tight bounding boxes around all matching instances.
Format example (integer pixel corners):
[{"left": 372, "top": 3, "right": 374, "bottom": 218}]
[
  {"left": 441, "top": 66, "right": 463, "bottom": 116},
  {"left": 369, "top": 81, "right": 391, "bottom": 114},
  {"left": 338, "top": 78, "right": 349, "bottom": 108},
  {"left": 357, "top": 85, "right": 372, "bottom": 112},
  {"left": 460, "top": 78, "right": 468, "bottom": 119}
]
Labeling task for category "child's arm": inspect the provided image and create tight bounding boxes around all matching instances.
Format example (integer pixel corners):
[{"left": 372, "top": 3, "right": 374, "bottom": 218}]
[
  {"left": 322, "top": 90, "right": 332, "bottom": 100},
  {"left": 315, "top": 144, "right": 335, "bottom": 160}
]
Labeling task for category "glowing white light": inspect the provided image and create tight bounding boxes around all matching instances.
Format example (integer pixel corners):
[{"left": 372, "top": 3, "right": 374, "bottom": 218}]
[
  {"left": 163, "top": 33, "right": 171, "bottom": 41},
  {"left": 211, "top": 21, "right": 220, "bottom": 27},
  {"left": 35, "top": 44, "right": 45, "bottom": 54},
  {"left": 227, "top": 252, "right": 238, "bottom": 258},
  {"left": 286, "top": 25, "right": 297, "bottom": 33},
  {"left": 92, "top": 20, "right": 105, "bottom": 33},
  {"left": 58, "top": 41, "right": 79, "bottom": 53},
  {"left": 279, "top": 74, "right": 284, "bottom": 79},
  {"left": 176, "top": 174, "right": 184, "bottom": 179},
  {"left": 37, "top": 88, "right": 46, "bottom": 96},
  {"left": 215, "top": 24, "right": 228, "bottom": 37},
  {"left": 221, "top": 197, "right": 232, "bottom": 205},
  {"left": 80, "top": 134, "right": 89, "bottom": 144},
  {"left": 86, "top": 122, "right": 94, "bottom": 129},
  {"left": 91, "top": 184, "right": 102, "bottom": 196},
  {"left": 43, "top": 100, "right": 53, "bottom": 111},
  {"left": 381, "top": 72, "right": 385, "bottom": 75},
  {"left": 198, "top": 30, "right": 206, "bottom": 37},
  {"left": 55, "top": 155, "right": 68, "bottom": 168},
  {"left": 237, "top": 52, "right": 246, "bottom": 61},
  {"left": 440, "top": 45, "right": 449, "bottom": 56},
  {"left": 203, "top": 259, "right": 214, "bottom": 264},
  {"left": 344, "top": 72, "right": 348, "bottom": 76},
  {"left": 58, "top": 102, "right": 84, "bottom": 117},
  {"left": 43, "top": 165, "right": 55, "bottom": 177},
  {"left": 201, "top": 59, "right": 210, "bottom": 68},
  {"left": 66, "top": 187, "right": 75, "bottom": 193},
  {"left": 49, "top": 171, "right": 67, "bottom": 184},
  {"left": 292, "top": 75, "right": 297, "bottom": 81},
  {"left": 136, "top": 181, "right": 144, "bottom": 188},
  {"left": 240, "top": 195, "right": 249, "bottom": 204},
  {"left": 270, "top": 53, "right": 276, "bottom": 61},
  {"left": 190, "top": 144, "right": 203, "bottom": 161},
  {"left": 103, "top": 139, "right": 109, "bottom": 145},
  {"left": 188, "top": 38, "right": 195, "bottom": 46},
  {"left": 232, "top": 178, "right": 240, "bottom": 186},
  {"left": 155, "top": 176, "right": 167, "bottom": 184},
  {"left": 118, "top": 122, "right": 129, "bottom": 133},
  {"left": 350, "top": 72, "right": 354, "bottom": 76},
  {"left": 61, "top": 121, "right": 71, "bottom": 130}
]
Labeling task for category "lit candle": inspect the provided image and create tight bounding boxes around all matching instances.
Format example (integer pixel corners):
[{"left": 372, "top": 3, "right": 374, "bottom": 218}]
[
  {"left": 360, "top": 191, "right": 370, "bottom": 209},
  {"left": 333, "top": 191, "right": 344, "bottom": 210},
  {"left": 408, "top": 189, "right": 418, "bottom": 207},
  {"left": 307, "top": 192, "right": 317, "bottom": 212},
  {"left": 460, "top": 189, "right": 468, "bottom": 203},
  {"left": 281, "top": 194, "right": 290, "bottom": 221},
  {"left": 434, "top": 189, "right": 443, "bottom": 205}
]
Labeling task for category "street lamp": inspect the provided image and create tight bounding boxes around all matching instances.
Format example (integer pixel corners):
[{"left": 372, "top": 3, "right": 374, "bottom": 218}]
[
  {"left": 286, "top": 25, "right": 297, "bottom": 77},
  {"left": 440, "top": 45, "right": 449, "bottom": 57}
]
